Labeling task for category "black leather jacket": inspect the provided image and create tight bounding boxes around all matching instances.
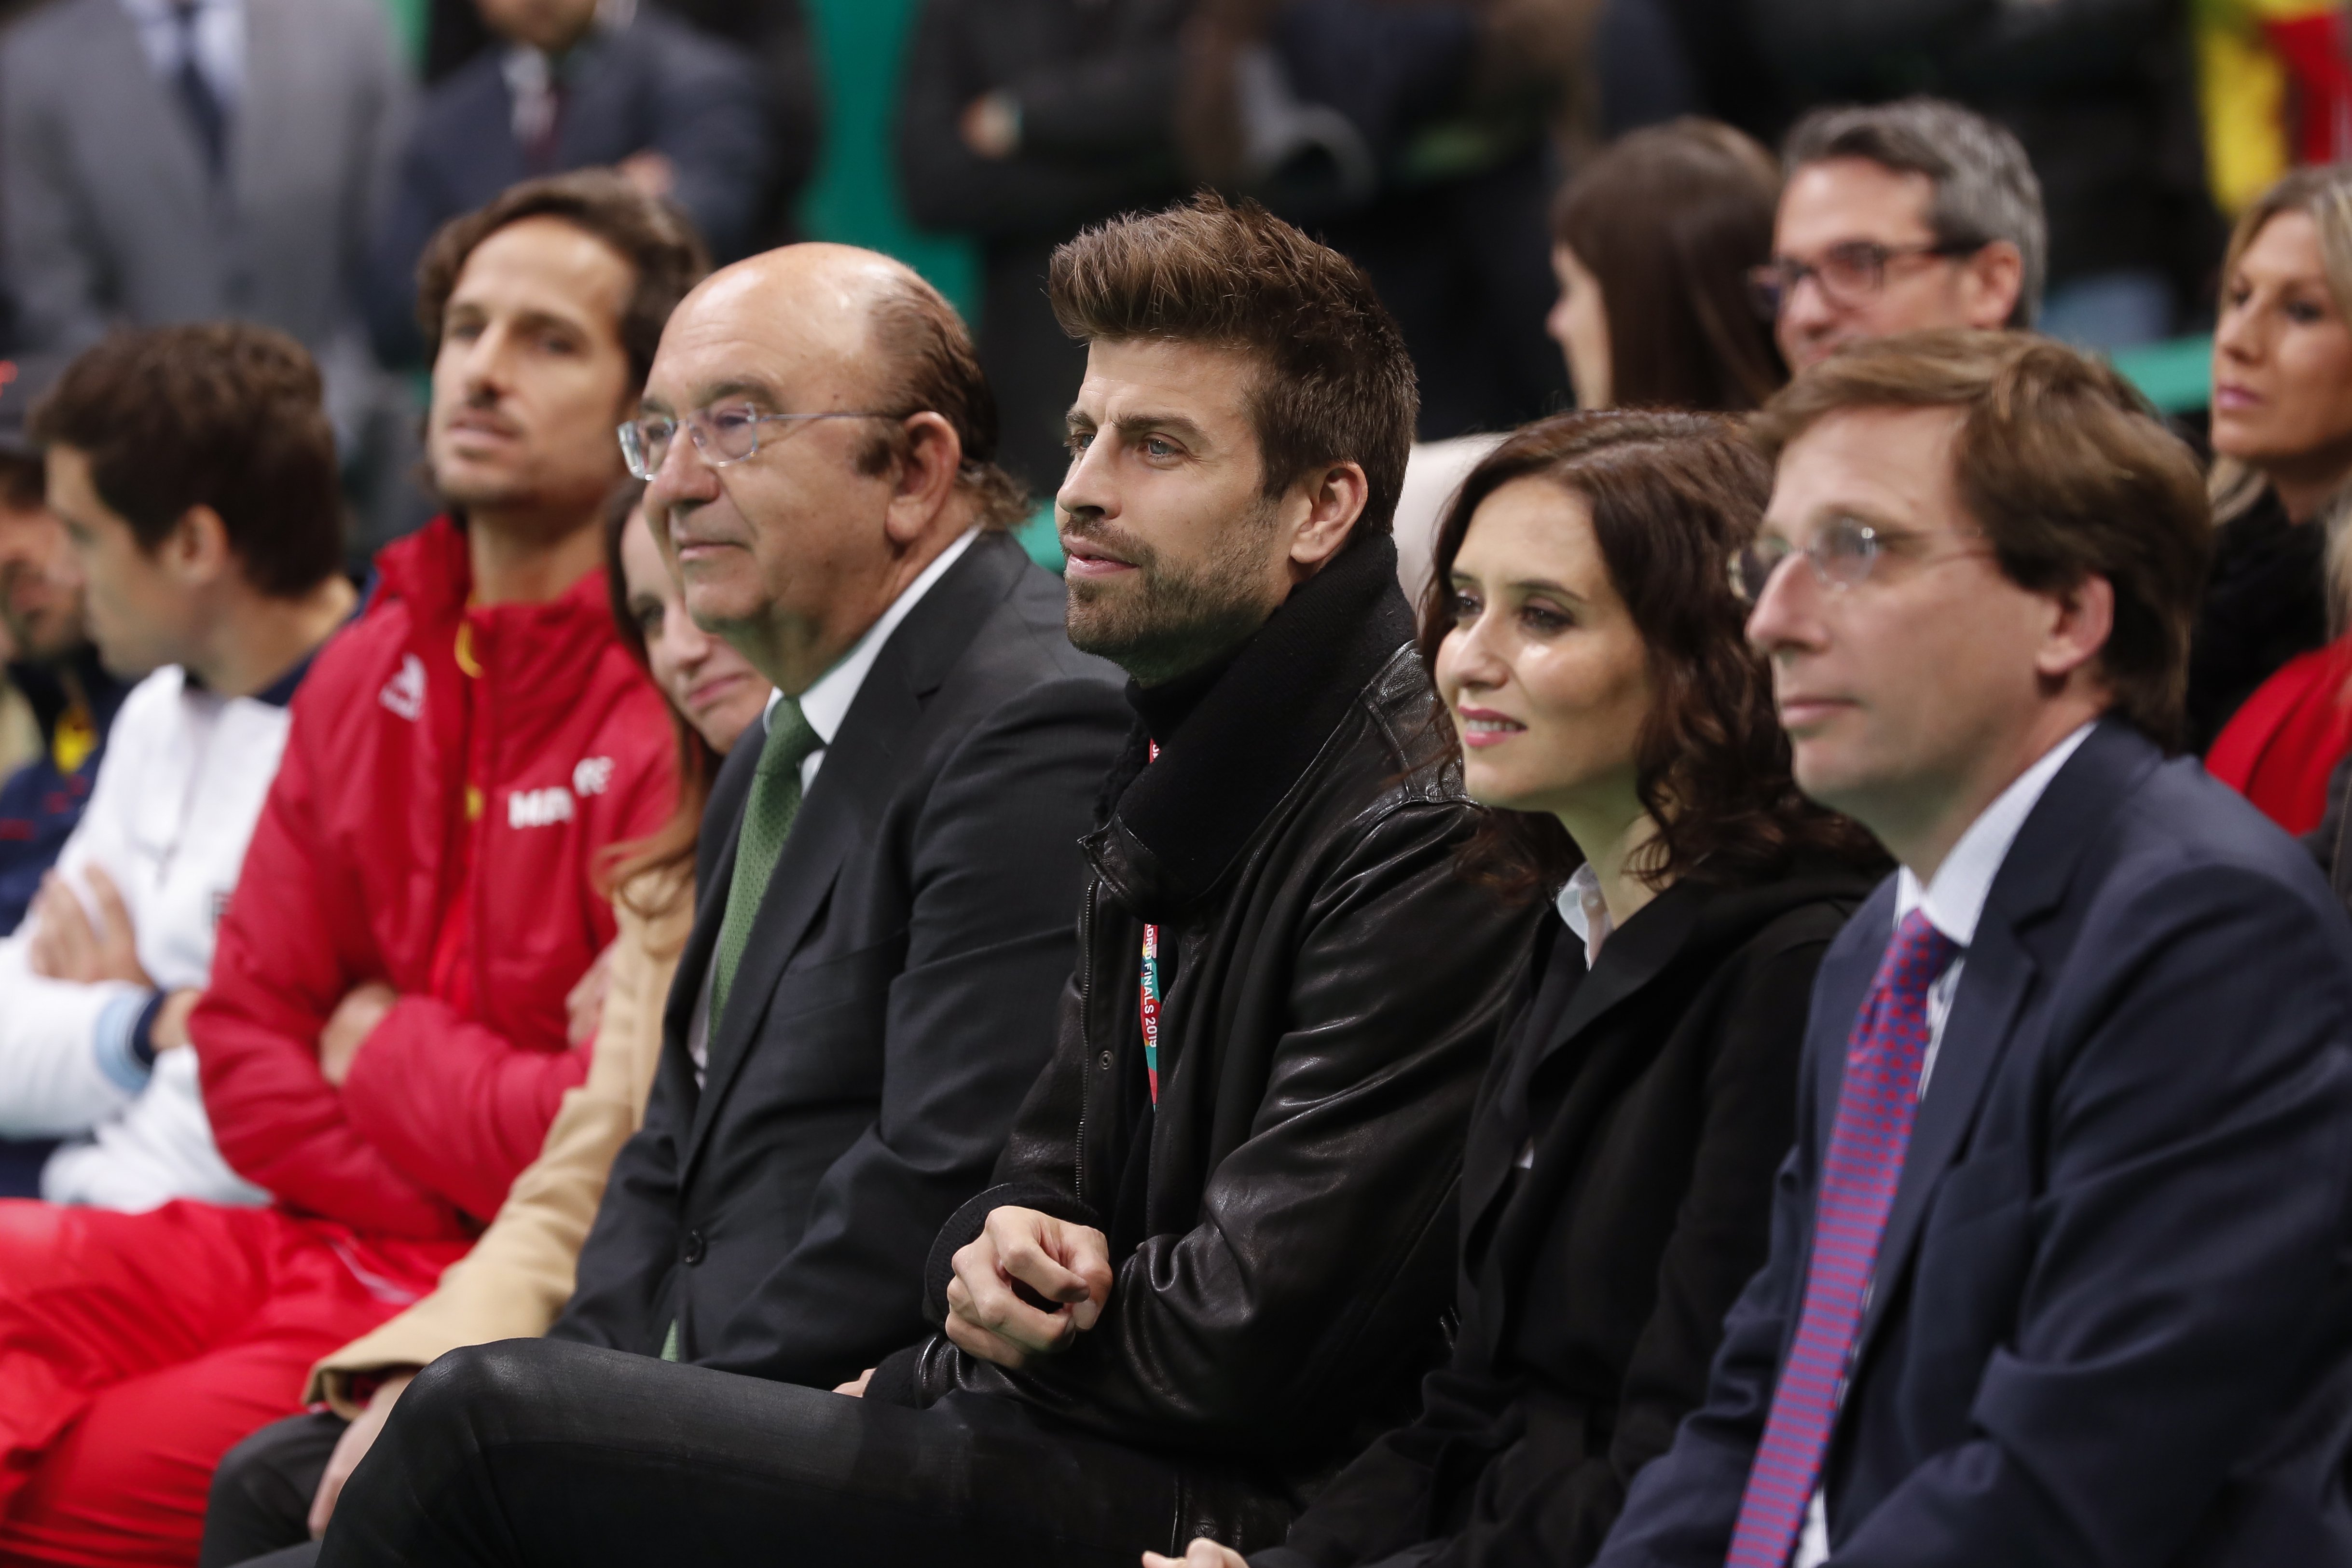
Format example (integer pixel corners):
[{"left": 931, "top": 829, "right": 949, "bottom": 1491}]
[{"left": 869, "top": 533, "right": 1541, "bottom": 1504}]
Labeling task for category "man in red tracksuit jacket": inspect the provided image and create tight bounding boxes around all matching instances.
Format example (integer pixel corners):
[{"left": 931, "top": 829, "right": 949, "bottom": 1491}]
[{"left": 0, "top": 171, "right": 707, "bottom": 1567}]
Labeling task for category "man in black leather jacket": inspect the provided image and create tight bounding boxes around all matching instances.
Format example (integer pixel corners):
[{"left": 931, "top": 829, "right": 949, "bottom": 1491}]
[{"left": 312, "top": 194, "right": 1539, "bottom": 1568}]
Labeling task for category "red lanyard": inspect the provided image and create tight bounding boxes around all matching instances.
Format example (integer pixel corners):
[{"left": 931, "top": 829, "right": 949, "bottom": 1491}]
[{"left": 1139, "top": 743, "right": 1162, "bottom": 1103}]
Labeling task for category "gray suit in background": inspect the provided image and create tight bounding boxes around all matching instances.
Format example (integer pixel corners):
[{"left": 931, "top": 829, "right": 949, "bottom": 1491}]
[{"left": 0, "top": 0, "right": 411, "bottom": 541}]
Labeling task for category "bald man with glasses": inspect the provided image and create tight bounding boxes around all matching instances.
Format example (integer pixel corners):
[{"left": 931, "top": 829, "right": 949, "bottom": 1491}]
[{"left": 556, "top": 245, "right": 1127, "bottom": 1387}]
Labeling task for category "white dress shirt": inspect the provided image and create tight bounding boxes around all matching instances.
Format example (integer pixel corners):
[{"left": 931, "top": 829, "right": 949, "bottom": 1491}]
[
  {"left": 1791, "top": 721, "right": 2094, "bottom": 1566},
  {"left": 686, "top": 529, "right": 979, "bottom": 1080},
  {"left": 118, "top": 0, "right": 243, "bottom": 111}
]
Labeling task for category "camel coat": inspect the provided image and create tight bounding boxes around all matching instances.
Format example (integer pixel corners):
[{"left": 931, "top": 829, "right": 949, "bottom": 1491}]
[{"left": 306, "top": 872, "right": 691, "bottom": 1414}]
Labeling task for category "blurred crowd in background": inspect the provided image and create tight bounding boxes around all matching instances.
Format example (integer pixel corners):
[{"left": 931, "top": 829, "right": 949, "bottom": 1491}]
[{"left": 0, "top": 0, "right": 2342, "bottom": 789}]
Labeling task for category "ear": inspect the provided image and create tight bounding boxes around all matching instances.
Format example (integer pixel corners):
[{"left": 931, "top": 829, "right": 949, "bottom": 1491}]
[
  {"left": 1961, "top": 240, "right": 2026, "bottom": 330},
  {"left": 881, "top": 411, "right": 964, "bottom": 549},
  {"left": 164, "top": 505, "right": 235, "bottom": 589},
  {"left": 2034, "top": 571, "right": 2113, "bottom": 688},
  {"left": 1286, "top": 461, "right": 1369, "bottom": 574}
]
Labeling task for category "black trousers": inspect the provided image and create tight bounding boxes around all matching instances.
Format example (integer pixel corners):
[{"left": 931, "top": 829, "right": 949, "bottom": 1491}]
[
  {"left": 201, "top": 1410, "right": 340, "bottom": 1568},
  {"left": 315, "top": 1339, "right": 1300, "bottom": 1568}
]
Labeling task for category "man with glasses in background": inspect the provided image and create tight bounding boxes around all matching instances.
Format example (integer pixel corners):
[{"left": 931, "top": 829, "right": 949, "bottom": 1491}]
[{"left": 1751, "top": 98, "right": 2044, "bottom": 373}]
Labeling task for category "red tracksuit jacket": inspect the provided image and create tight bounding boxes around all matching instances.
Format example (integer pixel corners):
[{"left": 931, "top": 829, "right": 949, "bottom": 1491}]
[{"left": 191, "top": 516, "right": 674, "bottom": 1295}]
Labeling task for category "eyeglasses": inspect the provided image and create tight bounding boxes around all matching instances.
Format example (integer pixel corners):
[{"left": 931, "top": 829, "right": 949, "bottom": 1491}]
[
  {"left": 617, "top": 403, "right": 898, "bottom": 481},
  {"left": 1728, "top": 516, "right": 1989, "bottom": 603},
  {"left": 1746, "top": 238, "right": 1985, "bottom": 320}
]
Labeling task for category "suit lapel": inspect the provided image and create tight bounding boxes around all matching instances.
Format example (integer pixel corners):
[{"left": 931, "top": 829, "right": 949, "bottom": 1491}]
[
  {"left": 1458, "top": 925, "right": 1581, "bottom": 1271},
  {"left": 674, "top": 535, "right": 1030, "bottom": 1183},
  {"left": 1461, "top": 886, "right": 1705, "bottom": 1358},
  {"left": 1853, "top": 920, "right": 2036, "bottom": 1358},
  {"left": 1848, "top": 721, "right": 2162, "bottom": 1364},
  {"left": 1808, "top": 907, "right": 1888, "bottom": 1153},
  {"left": 677, "top": 684, "right": 900, "bottom": 1180},
  {"left": 1525, "top": 884, "right": 1704, "bottom": 1080},
  {"left": 653, "top": 743, "right": 756, "bottom": 1120}
]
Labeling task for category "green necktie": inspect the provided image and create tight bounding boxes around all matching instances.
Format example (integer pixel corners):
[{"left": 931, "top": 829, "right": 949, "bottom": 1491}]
[{"left": 709, "top": 696, "right": 820, "bottom": 1030}]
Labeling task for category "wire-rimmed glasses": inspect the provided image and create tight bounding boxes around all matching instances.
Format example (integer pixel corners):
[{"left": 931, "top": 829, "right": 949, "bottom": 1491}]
[
  {"left": 617, "top": 404, "right": 898, "bottom": 481},
  {"left": 1729, "top": 516, "right": 1991, "bottom": 603}
]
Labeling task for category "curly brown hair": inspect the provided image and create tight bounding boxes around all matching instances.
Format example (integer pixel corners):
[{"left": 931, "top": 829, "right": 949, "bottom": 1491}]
[{"left": 1417, "top": 409, "right": 1884, "bottom": 895}]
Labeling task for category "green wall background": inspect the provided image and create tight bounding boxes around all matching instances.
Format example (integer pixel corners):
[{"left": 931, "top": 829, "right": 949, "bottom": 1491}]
[{"left": 797, "top": 0, "right": 979, "bottom": 317}]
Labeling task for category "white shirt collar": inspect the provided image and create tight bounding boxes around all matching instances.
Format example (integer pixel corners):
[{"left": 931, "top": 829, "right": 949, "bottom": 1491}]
[
  {"left": 762, "top": 528, "right": 981, "bottom": 748},
  {"left": 1555, "top": 862, "right": 1614, "bottom": 966},
  {"left": 119, "top": 0, "right": 242, "bottom": 105},
  {"left": 1894, "top": 721, "right": 2095, "bottom": 947}
]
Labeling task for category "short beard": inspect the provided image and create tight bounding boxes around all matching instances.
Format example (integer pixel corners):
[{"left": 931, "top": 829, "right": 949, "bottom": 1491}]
[{"left": 1065, "top": 496, "right": 1286, "bottom": 686}]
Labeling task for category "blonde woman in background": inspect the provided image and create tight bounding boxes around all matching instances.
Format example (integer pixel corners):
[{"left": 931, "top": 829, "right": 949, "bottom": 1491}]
[
  {"left": 196, "top": 485, "right": 771, "bottom": 1566},
  {"left": 2192, "top": 164, "right": 2352, "bottom": 757}
]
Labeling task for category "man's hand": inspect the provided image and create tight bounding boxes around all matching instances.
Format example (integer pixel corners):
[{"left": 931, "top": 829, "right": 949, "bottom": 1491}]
[
  {"left": 942, "top": 1206, "right": 1113, "bottom": 1370},
  {"left": 308, "top": 1369, "right": 413, "bottom": 1537},
  {"left": 1142, "top": 1540, "right": 1250, "bottom": 1568},
  {"left": 566, "top": 940, "right": 615, "bottom": 1046},
  {"left": 26, "top": 866, "right": 152, "bottom": 986},
  {"left": 834, "top": 1367, "right": 875, "bottom": 1398},
  {"left": 150, "top": 988, "right": 201, "bottom": 1052},
  {"left": 318, "top": 982, "right": 397, "bottom": 1087}
]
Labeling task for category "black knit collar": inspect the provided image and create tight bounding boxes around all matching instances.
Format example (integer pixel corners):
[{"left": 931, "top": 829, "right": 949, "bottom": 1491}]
[{"left": 1086, "top": 529, "right": 1416, "bottom": 919}]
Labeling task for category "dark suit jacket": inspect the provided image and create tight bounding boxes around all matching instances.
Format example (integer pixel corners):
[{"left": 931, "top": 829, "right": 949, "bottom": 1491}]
[
  {"left": 1598, "top": 720, "right": 2352, "bottom": 1568},
  {"left": 367, "top": 7, "right": 770, "bottom": 363},
  {"left": 1261, "top": 865, "right": 1873, "bottom": 1568},
  {"left": 551, "top": 532, "right": 1128, "bottom": 1389}
]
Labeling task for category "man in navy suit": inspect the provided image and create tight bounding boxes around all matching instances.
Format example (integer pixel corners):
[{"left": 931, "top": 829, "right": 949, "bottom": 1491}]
[{"left": 1596, "top": 329, "right": 2352, "bottom": 1568}]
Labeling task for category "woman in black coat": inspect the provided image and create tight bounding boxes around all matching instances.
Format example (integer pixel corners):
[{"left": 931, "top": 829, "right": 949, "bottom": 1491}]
[{"left": 1149, "top": 410, "right": 1885, "bottom": 1568}]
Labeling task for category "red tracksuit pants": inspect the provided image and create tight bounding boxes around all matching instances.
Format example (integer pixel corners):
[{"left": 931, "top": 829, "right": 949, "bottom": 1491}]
[{"left": 0, "top": 1199, "right": 414, "bottom": 1567}]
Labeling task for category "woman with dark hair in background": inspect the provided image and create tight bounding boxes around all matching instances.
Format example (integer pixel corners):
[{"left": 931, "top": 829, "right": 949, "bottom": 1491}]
[
  {"left": 1397, "top": 122, "right": 1783, "bottom": 601},
  {"left": 1150, "top": 411, "right": 1883, "bottom": 1568},
  {"left": 198, "top": 484, "right": 771, "bottom": 1568},
  {"left": 1548, "top": 119, "right": 1785, "bottom": 413}
]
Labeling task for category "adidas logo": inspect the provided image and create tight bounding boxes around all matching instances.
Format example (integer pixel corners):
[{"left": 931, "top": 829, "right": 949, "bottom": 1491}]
[{"left": 379, "top": 654, "right": 425, "bottom": 721}]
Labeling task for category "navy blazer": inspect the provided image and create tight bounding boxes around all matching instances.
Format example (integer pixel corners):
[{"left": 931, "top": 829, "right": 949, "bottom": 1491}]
[{"left": 1597, "top": 719, "right": 2352, "bottom": 1568}]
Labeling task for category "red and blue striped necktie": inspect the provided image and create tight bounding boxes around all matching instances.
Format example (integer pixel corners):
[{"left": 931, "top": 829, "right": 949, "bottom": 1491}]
[{"left": 1725, "top": 908, "right": 1959, "bottom": 1568}]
